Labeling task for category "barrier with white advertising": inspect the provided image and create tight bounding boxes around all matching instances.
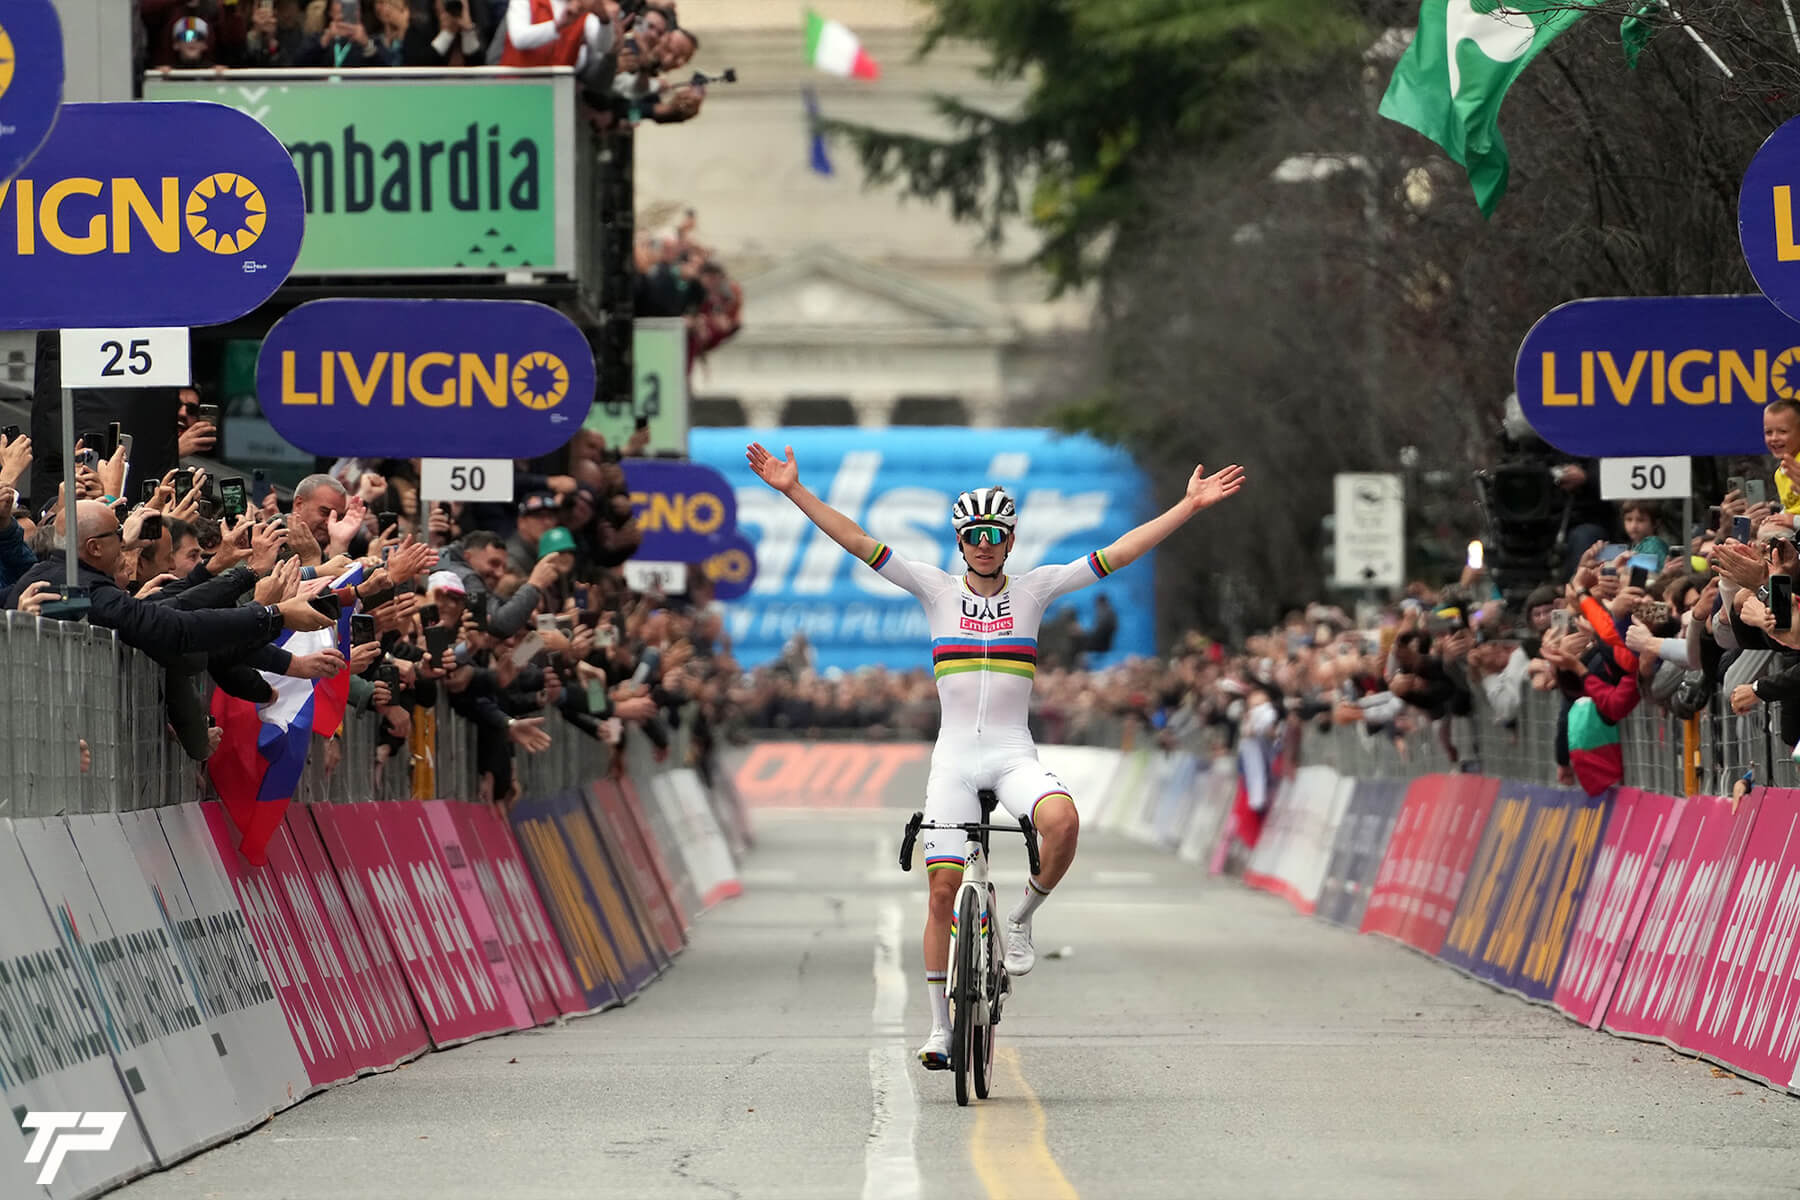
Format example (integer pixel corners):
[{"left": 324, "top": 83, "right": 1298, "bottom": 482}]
[{"left": 0, "top": 820, "right": 155, "bottom": 1199}]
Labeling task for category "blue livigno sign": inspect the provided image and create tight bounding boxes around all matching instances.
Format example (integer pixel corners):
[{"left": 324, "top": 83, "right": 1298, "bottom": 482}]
[
  {"left": 1740, "top": 114, "right": 1800, "bottom": 322},
  {"left": 255, "top": 298, "right": 595, "bottom": 459},
  {"left": 1514, "top": 295, "right": 1797, "bottom": 457},
  {"left": 623, "top": 458, "right": 740, "bottom": 563},
  {"left": 0, "top": 0, "right": 63, "bottom": 184},
  {"left": 0, "top": 101, "right": 304, "bottom": 329}
]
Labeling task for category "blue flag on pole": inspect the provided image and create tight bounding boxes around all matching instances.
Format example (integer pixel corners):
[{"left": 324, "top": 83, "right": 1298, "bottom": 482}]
[{"left": 803, "top": 87, "right": 834, "bottom": 176}]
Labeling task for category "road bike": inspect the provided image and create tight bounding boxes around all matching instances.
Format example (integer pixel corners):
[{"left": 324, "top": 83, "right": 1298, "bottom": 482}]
[{"left": 900, "top": 788, "right": 1042, "bottom": 1106}]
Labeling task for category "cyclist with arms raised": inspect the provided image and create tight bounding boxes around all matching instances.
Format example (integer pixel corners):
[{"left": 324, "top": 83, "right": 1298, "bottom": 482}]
[{"left": 746, "top": 441, "right": 1246, "bottom": 1069}]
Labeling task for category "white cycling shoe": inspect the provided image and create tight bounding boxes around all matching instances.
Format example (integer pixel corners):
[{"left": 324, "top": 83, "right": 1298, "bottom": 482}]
[
  {"left": 918, "top": 1027, "right": 951, "bottom": 1070},
  {"left": 1003, "top": 918, "right": 1035, "bottom": 976}
]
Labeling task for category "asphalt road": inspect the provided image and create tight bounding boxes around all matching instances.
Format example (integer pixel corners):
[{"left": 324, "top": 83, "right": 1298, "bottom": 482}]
[{"left": 116, "top": 809, "right": 1800, "bottom": 1200}]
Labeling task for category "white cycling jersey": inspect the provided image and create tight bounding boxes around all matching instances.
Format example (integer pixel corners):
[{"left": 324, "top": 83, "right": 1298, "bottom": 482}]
[{"left": 857, "top": 540, "right": 1117, "bottom": 864}]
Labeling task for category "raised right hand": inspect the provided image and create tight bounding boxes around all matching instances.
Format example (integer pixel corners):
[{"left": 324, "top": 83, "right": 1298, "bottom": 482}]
[
  {"left": 746, "top": 442, "right": 799, "bottom": 495},
  {"left": 277, "top": 595, "right": 334, "bottom": 632}
]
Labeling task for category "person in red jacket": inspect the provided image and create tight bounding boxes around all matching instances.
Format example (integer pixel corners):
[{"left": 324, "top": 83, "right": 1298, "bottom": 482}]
[{"left": 498, "top": 0, "right": 609, "bottom": 67}]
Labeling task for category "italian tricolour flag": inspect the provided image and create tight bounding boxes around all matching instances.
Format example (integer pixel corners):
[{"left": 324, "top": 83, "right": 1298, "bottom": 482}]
[{"left": 805, "top": 8, "right": 879, "bottom": 80}]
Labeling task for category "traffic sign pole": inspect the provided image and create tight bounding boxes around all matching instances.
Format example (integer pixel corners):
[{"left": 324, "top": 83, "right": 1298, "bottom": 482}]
[{"left": 52, "top": 328, "right": 193, "bottom": 616}]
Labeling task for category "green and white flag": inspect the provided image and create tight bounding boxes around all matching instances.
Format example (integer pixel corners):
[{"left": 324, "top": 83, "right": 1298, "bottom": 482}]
[{"left": 1380, "top": 0, "right": 1601, "bottom": 216}]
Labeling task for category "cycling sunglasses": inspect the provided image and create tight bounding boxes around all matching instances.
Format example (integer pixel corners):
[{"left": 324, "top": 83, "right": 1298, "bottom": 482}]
[{"left": 960, "top": 526, "right": 1007, "bottom": 547}]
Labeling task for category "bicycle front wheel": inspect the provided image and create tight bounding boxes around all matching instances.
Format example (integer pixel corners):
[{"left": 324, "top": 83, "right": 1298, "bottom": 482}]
[{"left": 952, "top": 886, "right": 980, "bottom": 1107}]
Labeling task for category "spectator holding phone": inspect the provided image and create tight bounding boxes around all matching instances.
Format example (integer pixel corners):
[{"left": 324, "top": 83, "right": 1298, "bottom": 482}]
[
  {"left": 297, "top": 0, "right": 379, "bottom": 67},
  {"left": 416, "top": 0, "right": 489, "bottom": 64},
  {"left": 0, "top": 484, "right": 34, "bottom": 589}
]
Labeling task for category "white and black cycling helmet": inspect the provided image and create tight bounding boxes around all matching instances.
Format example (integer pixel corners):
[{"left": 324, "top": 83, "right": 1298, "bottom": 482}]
[{"left": 950, "top": 486, "right": 1017, "bottom": 538}]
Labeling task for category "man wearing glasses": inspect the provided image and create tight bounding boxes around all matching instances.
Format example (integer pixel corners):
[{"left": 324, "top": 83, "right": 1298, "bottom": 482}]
[{"left": 745, "top": 441, "right": 1245, "bottom": 1070}]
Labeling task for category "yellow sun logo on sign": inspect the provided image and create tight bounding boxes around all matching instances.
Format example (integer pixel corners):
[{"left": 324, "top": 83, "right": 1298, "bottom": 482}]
[
  {"left": 185, "top": 172, "right": 268, "bottom": 254},
  {"left": 1776, "top": 348, "right": 1800, "bottom": 400},
  {"left": 511, "top": 352, "right": 569, "bottom": 410},
  {"left": 0, "top": 22, "right": 16, "bottom": 102}
]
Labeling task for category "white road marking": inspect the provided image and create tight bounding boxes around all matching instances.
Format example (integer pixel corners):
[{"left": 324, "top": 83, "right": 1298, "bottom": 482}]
[{"left": 863, "top": 897, "right": 921, "bottom": 1200}]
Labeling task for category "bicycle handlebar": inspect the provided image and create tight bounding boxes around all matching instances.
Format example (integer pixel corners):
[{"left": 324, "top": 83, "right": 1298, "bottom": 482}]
[{"left": 899, "top": 811, "right": 1041, "bottom": 876}]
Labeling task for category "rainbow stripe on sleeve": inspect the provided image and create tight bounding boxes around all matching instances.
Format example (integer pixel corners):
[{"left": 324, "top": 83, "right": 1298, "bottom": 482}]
[
  {"left": 1087, "top": 549, "right": 1114, "bottom": 578},
  {"left": 931, "top": 637, "right": 1037, "bottom": 681},
  {"left": 865, "top": 542, "right": 893, "bottom": 570}
]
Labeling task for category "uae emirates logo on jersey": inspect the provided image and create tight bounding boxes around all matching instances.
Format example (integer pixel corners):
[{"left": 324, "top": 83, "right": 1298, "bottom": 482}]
[{"left": 960, "top": 593, "right": 1013, "bottom": 635}]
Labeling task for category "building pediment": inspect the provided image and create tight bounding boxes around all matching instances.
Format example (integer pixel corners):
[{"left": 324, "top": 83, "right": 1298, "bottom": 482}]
[{"left": 738, "top": 246, "right": 1015, "bottom": 343}]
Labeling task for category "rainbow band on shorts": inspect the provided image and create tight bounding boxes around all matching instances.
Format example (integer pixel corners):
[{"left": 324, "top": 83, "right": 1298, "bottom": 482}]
[
  {"left": 925, "top": 856, "right": 965, "bottom": 872},
  {"left": 864, "top": 542, "right": 893, "bottom": 571},
  {"left": 1032, "top": 791, "right": 1073, "bottom": 826},
  {"left": 1087, "top": 549, "right": 1114, "bottom": 578}
]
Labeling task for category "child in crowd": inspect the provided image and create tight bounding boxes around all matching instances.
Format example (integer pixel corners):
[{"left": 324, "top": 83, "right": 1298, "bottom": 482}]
[
  {"left": 1620, "top": 499, "right": 1671, "bottom": 567},
  {"left": 1765, "top": 397, "right": 1800, "bottom": 516}
]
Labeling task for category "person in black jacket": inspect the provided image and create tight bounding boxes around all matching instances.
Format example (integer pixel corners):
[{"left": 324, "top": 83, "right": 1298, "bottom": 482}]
[{"left": 3, "top": 501, "right": 334, "bottom": 657}]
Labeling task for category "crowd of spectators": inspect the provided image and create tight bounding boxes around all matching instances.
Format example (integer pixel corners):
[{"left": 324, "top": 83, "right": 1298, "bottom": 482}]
[
  {"left": 0, "top": 412, "right": 739, "bottom": 807},
  {"left": 142, "top": 0, "right": 717, "bottom": 125},
  {"left": 634, "top": 209, "right": 743, "bottom": 367}
]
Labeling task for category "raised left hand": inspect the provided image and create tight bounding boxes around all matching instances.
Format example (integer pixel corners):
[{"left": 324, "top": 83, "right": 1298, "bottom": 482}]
[{"left": 1185, "top": 463, "right": 1246, "bottom": 512}]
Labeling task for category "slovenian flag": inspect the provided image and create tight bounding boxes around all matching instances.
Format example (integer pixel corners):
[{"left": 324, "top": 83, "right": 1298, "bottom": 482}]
[
  {"left": 207, "top": 565, "right": 364, "bottom": 865},
  {"left": 804, "top": 8, "right": 878, "bottom": 80}
]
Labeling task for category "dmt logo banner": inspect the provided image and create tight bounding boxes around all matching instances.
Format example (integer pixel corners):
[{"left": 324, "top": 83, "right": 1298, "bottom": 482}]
[
  {"left": 1740, "top": 115, "right": 1800, "bottom": 322},
  {"left": 0, "top": 101, "right": 304, "bottom": 330},
  {"left": 691, "top": 427, "right": 1154, "bottom": 673},
  {"left": 1514, "top": 295, "right": 1800, "bottom": 457},
  {"left": 0, "top": 0, "right": 62, "bottom": 185},
  {"left": 256, "top": 298, "right": 593, "bottom": 459},
  {"left": 144, "top": 76, "right": 568, "bottom": 276}
]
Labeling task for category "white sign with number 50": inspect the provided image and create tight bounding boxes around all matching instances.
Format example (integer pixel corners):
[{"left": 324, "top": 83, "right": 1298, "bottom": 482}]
[
  {"left": 420, "top": 458, "right": 515, "bottom": 503},
  {"left": 1598, "top": 456, "right": 1691, "bottom": 501}
]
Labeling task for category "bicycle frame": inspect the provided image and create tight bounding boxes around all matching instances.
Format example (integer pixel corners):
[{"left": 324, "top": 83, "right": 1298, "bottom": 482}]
[{"left": 899, "top": 802, "right": 1042, "bottom": 1103}]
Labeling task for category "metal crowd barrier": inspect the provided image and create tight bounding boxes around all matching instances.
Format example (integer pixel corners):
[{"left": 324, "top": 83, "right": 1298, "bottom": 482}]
[
  {"left": 0, "top": 615, "right": 618, "bottom": 819},
  {"left": 1298, "top": 684, "right": 1797, "bottom": 800}
]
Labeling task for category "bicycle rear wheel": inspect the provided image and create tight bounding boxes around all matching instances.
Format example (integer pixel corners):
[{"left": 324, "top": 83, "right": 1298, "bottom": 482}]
[{"left": 952, "top": 887, "right": 980, "bottom": 1107}]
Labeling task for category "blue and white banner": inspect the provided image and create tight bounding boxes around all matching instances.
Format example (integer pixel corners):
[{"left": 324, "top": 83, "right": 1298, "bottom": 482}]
[{"left": 691, "top": 428, "right": 1155, "bottom": 673}]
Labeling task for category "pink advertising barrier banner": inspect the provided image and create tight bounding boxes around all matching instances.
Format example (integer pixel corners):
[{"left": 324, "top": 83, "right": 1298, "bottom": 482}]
[
  {"left": 427, "top": 801, "right": 560, "bottom": 1027},
  {"left": 1672, "top": 789, "right": 1800, "bottom": 1088},
  {"left": 454, "top": 801, "right": 589, "bottom": 1017},
  {"left": 201, "top": 802, "right": 358, "bottom": 1089},
  {"left": 590, "top": 780, "right": 686, "bottom": 961},
  {"left": 286, "top": 807, "right": 430, "bottom": 1070},
  {"left": 421, "top": 799, "right": 541, "bottom": 1029},
  {"left": 1552, "top": 789, "right": 1685, "bottom": 1028},
  {"left": 1604, "top": 792, "right": 1762, "bottom": 1043},
  {"left": 314, "top": 802, "right": 521, "bottom": 1047}
]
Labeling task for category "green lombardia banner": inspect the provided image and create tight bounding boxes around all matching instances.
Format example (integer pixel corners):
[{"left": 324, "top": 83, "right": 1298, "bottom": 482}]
[
  {"left": 583, "top": 317, "right": 690, "bottom": 455},
  {"left": 144, "top": 75, "right": 575, "bottom": 276}
]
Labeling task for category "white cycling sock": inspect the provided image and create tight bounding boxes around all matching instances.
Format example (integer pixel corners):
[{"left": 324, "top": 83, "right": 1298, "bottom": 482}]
[
  {"left": 926, "top": 971, "right": 949, "bottom": 1032},
  {"left": 1011, "top": 876, "right": 1051, "bottom": 924}
]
